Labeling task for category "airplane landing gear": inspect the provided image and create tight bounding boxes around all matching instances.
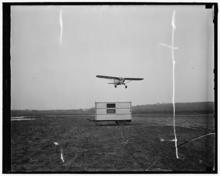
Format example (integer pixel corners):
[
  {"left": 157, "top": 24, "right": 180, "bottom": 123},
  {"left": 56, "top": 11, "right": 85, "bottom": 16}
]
[
  {"left": 125, "top": 85, "right": 127, "bottom": 88},
  {"left": 114, "top": 85, "right": 117, "bottom": 88}
]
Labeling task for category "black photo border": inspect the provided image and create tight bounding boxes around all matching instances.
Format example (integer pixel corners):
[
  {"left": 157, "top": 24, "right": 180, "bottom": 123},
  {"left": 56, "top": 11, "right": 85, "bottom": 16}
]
[{"left": 3, "top": 2, "right": 218, "bottom": 174}]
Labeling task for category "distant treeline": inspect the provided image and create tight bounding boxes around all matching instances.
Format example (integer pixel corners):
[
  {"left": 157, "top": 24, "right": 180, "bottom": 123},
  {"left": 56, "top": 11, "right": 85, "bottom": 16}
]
[
  {"left": 132, "top": 102, "right": 214, "bottom": 114},
  {"left": 11, "top": 102, "right": 214, "bottom": 116},
  {"left": 11, "top": 108, "right": 95, "bottom": 117}
]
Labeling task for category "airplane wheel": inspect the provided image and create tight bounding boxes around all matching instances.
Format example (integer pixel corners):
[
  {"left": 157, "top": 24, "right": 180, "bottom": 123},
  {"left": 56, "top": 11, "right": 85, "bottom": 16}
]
[
  {"left": 115, "top": 85, "right": 117, "bottom": 88},
  {"left": 125, "top": 86, "right": 127, "bottom": 88}
]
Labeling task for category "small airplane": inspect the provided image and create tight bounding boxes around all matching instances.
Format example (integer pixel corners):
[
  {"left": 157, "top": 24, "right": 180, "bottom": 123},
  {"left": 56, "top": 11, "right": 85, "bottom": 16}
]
[{"left": 96, "top": 75, "right": 144, "bottom": 88}]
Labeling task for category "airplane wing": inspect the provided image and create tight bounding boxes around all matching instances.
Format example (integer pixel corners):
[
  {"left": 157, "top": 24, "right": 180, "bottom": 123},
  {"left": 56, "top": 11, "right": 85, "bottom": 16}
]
[
  {"left": 96, "top": 75, "right": 120, "bottom": 80},
  {"left": 124, "top": 77, "right": 144, "bottom": 81}
]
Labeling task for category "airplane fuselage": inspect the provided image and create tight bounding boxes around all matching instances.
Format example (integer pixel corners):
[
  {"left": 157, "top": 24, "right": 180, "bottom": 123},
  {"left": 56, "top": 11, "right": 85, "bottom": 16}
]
[
  {"left": 114, "top": 78, "right": 125, "bottom": 85},
  {"left": 113, "top": 78, "right": 127, "bottom": 88}
]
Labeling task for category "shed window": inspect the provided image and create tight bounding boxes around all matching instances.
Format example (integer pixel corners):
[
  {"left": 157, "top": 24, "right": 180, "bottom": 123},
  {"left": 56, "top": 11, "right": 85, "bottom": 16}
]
[
  {"left": 107, "top": 103, "right": 116, "bottom": 108},
  {"left": 107, "top": 109, "right": 116, "bottom": 114},
  {"left": 106, "top": 103, "right": 116, "bottom": 114}
]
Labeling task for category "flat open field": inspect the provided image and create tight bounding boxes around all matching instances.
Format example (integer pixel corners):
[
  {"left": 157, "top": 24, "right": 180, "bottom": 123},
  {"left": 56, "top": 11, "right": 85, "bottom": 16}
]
[{"left": 11, "top": 113, "right": 215, "bottom": 172}]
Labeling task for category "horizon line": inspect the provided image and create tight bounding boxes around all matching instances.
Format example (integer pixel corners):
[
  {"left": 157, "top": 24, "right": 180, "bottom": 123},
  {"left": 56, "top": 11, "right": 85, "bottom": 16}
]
[{"left": 11, "top": 101, "right": 214, "bottom": 111}]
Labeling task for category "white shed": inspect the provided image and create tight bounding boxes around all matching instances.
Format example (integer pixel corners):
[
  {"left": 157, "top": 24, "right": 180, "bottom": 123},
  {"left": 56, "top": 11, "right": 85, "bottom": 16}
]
[{"left": 95, "top": 102, "right": 132, "bottom": 122}]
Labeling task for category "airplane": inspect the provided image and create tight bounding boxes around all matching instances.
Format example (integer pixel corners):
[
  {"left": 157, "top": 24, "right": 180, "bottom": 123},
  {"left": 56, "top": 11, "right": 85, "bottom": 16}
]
[{"left": 96, "top": 75, "right": 144, "bottom": 88}]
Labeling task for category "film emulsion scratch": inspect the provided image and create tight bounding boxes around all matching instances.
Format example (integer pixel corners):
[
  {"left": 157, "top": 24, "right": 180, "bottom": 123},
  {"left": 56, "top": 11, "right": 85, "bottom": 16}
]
[
  {"left": 9, "top": 4, "right": 216, "bottom": 173},
  {"left": 160, "top": 10, "right": 179, "bottom": 159},
  {"left": 59, "top": 7, "right": 63, "bottom": 45}
]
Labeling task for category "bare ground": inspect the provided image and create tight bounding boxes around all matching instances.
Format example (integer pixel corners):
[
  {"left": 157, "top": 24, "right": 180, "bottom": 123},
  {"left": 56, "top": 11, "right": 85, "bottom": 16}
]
[{"left": 11, "top": 114, "right": 215, "bottom": 172}]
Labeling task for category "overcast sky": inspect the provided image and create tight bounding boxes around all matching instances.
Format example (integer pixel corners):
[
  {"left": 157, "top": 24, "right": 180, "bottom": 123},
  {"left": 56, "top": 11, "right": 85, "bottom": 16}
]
[{"left": 11, "top": 5, "right": 214, "bottom": 110}]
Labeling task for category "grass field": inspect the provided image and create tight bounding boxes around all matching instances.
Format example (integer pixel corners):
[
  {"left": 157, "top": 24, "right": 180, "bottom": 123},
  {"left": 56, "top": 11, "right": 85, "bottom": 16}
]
[{"left": 11, "top": 113, "right": 215, "bottom": 172}]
